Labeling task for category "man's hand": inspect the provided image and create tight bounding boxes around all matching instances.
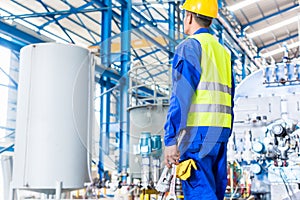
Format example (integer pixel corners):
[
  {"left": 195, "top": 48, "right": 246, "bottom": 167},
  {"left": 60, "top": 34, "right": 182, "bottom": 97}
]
[{"left": 164, "top": 145, "right": 180, "bottom": 168}]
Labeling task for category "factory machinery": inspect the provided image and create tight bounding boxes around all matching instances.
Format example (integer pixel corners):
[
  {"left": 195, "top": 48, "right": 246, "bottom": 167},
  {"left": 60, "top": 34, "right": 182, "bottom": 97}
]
[{"left": 227, "top": 57, "right": 300, "bottom": 200}]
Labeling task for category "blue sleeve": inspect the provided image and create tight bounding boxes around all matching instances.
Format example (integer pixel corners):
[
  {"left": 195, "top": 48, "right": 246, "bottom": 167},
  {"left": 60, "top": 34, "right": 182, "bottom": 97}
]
[
  {"left": 164, "top": 39, "right": 202, "bottom": 146},
  {"left": 230, "top": 72, "right": 235, "bottom": 131}
]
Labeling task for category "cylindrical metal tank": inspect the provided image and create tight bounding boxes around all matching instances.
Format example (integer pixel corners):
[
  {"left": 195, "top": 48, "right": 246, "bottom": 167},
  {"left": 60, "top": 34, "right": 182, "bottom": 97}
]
[
  {"left": 129, "top": 105, "right": 169, "bottom": 178},
  {"left": 12, "top": 43, "right": 92, "bottom": 193}
]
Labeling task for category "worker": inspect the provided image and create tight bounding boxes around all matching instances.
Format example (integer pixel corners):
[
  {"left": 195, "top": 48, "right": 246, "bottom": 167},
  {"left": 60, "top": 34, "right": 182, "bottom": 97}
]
[{"left": 163, "top": 0, "right": 234, "bottom": 199}]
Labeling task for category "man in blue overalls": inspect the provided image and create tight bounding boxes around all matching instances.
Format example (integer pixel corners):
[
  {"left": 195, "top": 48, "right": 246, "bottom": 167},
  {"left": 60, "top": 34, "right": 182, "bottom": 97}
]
[{"left": 164, "top": 0, "right": 235, "bottom": 199}]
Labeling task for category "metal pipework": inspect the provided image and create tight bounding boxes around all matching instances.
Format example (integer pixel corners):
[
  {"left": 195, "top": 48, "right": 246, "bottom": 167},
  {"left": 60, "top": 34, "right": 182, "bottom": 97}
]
[
  {"left": 151, "top": 135, "right": 162, "bottom": 185},
  {"left": 140, "top": 132, "right": 152, "bottom": 188}
]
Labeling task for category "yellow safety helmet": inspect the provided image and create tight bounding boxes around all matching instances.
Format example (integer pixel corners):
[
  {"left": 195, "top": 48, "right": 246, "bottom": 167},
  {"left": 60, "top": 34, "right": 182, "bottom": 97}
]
[{"left": 181, "top": 0, "right": 218, "bottom": 18}]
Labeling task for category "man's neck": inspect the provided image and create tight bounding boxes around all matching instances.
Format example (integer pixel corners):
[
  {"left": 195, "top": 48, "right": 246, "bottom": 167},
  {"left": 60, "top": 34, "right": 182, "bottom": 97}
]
[{"left": 188, "top": 25, "right": 203, "bottom": 35}]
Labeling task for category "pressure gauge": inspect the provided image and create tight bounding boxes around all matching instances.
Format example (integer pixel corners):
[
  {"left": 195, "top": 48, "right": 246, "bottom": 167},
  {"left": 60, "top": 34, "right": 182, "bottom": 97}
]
[
  {"left": 252, "top": 141, "right": 264, "bottom": 154},
  {"left": 272, "top": 124, "right": 285, "bottom": 136},
  {"left": 251, "top": 163, "right": 262, "bottom": 174}
]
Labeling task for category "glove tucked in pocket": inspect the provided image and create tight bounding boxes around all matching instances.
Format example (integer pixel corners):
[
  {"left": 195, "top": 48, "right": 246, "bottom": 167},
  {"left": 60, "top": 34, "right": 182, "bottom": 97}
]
[{"left": 176, "top": 159, "right": 197, "bottom": 180}]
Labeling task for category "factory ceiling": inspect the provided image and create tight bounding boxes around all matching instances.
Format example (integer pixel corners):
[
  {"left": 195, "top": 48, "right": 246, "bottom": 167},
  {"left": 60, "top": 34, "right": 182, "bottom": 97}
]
[
  {"left": 0, "top": 0, "right": 299, "bottom": 73},
  {"left": 225, "top": 0, "right": 300, "bottom": 64}
]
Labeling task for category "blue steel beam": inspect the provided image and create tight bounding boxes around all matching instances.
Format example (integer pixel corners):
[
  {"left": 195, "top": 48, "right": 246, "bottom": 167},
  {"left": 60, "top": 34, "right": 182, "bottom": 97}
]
[
  {"left": 99, "top": 77, "right": 111, "bottom": 180},
  {"left": 92, "top": 0, "right": 170, "bottom": 53},
  {"left": 133, "top": 2, "right": 167, "bottom": 21},
  {"left": 83, "top": 0, "right": 118, "bottom": 37},
  {"left": 119, "top": 0, "right": 131, "bottom": 180},
  {"left": 109, "top": 10, "right": 167, "bottom": 53},
  {"left": 0, "top": 67, "right": 18, "bottom": 88},
  {"left": 37, "top": 0, "right": 75, "bottom": 43},
  {"left": 2, "top": 131, "right": 15, "bottom": 139},
  {"left": 99, "top": 0, "right": 112, "bottom": 180},
  {"left": 74, "top": 14, "right": 97, "bottom": 43},
  {"left": 99, "top": 65, "right": 164, "bottom": 97},
  {"left": 140, "top": 2, "right": 157, "bottom": 24},
  {"left": 38, "top": 2, "right": 94, "bottom": 29},
  {"left": 10, "top": 0, "right": 96, "bottom": 44},
  {"left": 131, "top": 8, "right": 177, "bottom": 45},
  {"left": 131, "top": 50, "right": 158, "bottom": 81},
  {"left": 132, "top": 26, "right": 169, "bottom": 53},
  {"left": 0, "top": 84, "right": 16, "bottom": 90},
  {"left": 0, "top": 8, "right": 69, "bottom": 44},
  {"left": 169, "top": 2, "right": 176, "bottom": 58},
  {"left": 100, "top": 0, "right": 112, "bottom": 67},
  {"left": 115, "top": 0, "right": 177, "bottom": 45},
  {"left": 242, "top": 3, "right": 299, "bottom": 30},
  {"left": 133, "top": 49, "right": 162, "bottom": 61},
  {"left": 149, "top": 7, "right": 168, "bottom": 21},
  {"left": 258, "top": 33, "right": 298, "bottom": 52},
  {"left": 0, "top": 126, "right": 14, "bottom": 131},
  {"left": 218, "top": 0, "right": 223, "bottom": 8},
  {"left": 132, "top": 48, "right": 145, "bottom": 65},
  {"left": 0, "top": 21, "right": 45, "bottom": 44},
  {"left": 52, "top": 1, "right": 100, "bottom": 43},
  {"left": 0, "top": 37, "right": 22, "bottom": 52},
  {"left": 113, "top": 12, "right": 169, "bottom": 54},
  {"left": 133, "top": 47, "right": 165, "bottom": 66},
  {"left": 241, "top": 53, "right": 246, "bottom": 79},
  {"left": 176, "top": 1, "right": 183, "bottom": 39},
  {"left": 148, "top": 69, "right": 169, "bottom": 79},
  {"left": 144, "top": 45, "right": 163, "bottom": 64},
  {"left": 54, "top": 1, "right": 102, "bottom": 43},
  {"left": 105, "top": 79, "right": 111, "bottom": 158},
  {"left": 0, "top": 144, "right": 14, "bottom": 154},
  {"left": 0, "top": 7, "right": 107, "bottom": 20}
]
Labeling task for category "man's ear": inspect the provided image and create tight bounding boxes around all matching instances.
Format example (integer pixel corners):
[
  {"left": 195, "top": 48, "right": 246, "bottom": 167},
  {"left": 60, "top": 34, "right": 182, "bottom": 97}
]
[{"left": 188, "top": 13, "right": 193, "bottom": 24}]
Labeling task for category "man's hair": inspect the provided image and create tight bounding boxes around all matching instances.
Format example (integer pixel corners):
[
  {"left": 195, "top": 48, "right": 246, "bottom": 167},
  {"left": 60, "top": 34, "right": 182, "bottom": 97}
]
[{"left": 192, "top": 13, "right": 213, "bottom": 28}]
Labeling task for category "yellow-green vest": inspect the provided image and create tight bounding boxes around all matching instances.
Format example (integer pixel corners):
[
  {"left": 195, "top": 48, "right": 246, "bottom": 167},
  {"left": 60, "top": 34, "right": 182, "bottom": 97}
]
[{"left": 187, "top": 33, "right": 232, "bottom": 128}]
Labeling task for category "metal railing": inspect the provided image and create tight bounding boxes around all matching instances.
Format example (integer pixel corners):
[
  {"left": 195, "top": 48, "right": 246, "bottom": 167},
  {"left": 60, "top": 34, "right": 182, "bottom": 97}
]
[{"left": 128, "top": 63, "right": 171, "bottom": 109}]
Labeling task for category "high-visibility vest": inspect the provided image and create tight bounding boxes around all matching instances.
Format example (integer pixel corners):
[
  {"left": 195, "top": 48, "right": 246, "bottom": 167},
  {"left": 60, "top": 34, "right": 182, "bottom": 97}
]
[{"left": 186, "top": 33, "right": 232, "bottom": 128}]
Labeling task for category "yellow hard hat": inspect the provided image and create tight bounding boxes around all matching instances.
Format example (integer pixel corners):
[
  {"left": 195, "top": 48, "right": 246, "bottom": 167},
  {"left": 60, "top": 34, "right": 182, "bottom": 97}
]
[{"left": 181, "top": 0, "right": 218, "bottom": 18}]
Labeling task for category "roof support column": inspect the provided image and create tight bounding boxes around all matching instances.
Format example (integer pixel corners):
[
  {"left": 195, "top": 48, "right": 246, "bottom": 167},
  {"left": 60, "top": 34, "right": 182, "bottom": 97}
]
[
  {"left": 169, "top": 1, "right": 176, "bottom": 58},
  {"left": 99, "top": 78, "right": 111, "bottom": 180},
  {"left": 119, "top": 0, "right": 131, "bottom": 183},
  {"left": 241, "top": 53, "right": 246, "bottom": 79},
  {"left": 218, "top": 27, "right": 224, "bottom": 45},
  {"left": 99, "top": 0, "right": 112, "bottom": 180},
  {"left": 231, "top": 52, "right": 237, "bottom": 85}
]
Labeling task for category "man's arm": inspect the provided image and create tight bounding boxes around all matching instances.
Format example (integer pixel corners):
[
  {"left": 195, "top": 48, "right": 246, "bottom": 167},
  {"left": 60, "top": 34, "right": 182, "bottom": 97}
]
[{"left": 164, "top": 39, "right": 202, "bottom": 167}]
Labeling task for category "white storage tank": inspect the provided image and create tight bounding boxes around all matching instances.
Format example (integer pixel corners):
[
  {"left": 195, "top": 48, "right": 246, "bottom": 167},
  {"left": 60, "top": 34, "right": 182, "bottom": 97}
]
[
  {"left": 129, "top": 105, "right": 169, "bottom": 178},
  {"left": 12, "top": 43, "right": 92, "bottom": 193}
]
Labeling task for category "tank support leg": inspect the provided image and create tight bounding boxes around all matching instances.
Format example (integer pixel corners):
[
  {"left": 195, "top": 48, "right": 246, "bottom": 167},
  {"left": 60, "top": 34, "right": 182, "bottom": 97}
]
[{"left": 55, "top": 181, "right": 62, "bottom": 199}]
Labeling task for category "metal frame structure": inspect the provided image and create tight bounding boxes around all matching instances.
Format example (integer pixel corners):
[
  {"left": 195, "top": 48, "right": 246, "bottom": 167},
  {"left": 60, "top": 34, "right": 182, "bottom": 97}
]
[
  {"left": 1, "top": 0, "right": 298, "bottom": 181},
  {"left": 0, "top": 0, "right": 252, "bottom": 171}
]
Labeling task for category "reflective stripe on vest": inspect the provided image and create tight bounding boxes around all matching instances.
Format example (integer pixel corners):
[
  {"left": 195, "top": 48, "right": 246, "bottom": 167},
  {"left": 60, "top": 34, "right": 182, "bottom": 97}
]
[{"left": 187, "top": 33, "right": 232, "bottom": 128}]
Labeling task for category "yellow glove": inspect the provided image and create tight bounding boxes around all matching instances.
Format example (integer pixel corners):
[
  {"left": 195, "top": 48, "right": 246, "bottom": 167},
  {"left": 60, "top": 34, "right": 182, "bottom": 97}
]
[{"left": 176, "top": 159, "right": 197, "bottom": 180}]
